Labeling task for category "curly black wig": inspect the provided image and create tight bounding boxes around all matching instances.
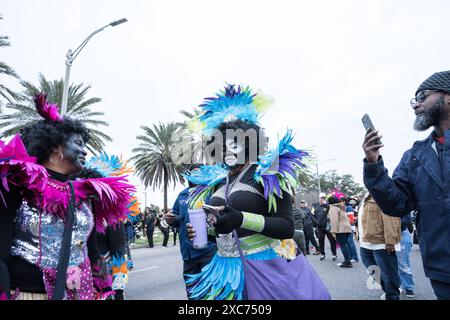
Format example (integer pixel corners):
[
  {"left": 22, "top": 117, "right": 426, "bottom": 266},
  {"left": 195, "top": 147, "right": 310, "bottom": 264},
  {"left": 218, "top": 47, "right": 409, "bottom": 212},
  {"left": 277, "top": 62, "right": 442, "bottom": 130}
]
[
  {"left": 327, "top": 196, "right": 340, "bottom": 205},
  {"left": 20, "top": 118, "right": 90, "bottom": 164},
  {"left": 206, "top": 119, "right": 268, "bottom": 163}
]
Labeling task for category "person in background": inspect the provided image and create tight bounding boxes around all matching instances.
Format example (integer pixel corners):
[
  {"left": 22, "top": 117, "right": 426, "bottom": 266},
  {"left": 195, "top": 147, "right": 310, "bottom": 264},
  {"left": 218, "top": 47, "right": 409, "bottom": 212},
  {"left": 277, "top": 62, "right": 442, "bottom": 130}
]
[
  {"left": 300, "top": 200, "right": 321, "bottom": 255},
  {"left": 358, "top": 193, "right": 401, "bottom": 300},
  {"left": 328, "top": 196, "right": 353, "bottom": 268},
  {"left": 312, "top": 193, "right": 337, "bottom": 261},
  {"left": 163, "top": 164, "right": 217, "bottom": 298},
  {"left": 171, "top": 225, "right": 179, "bottom": 246},
  {"left": 144, "top": 209, "right": 156, "bottom": 248},
  {"left": 155, "top": 211, "right": 170, "bottom": 247},
  {"left": 344, "top": 198, "right": 359, "bottom": 263},
  {"left": 397, "top": 213, "right": 416, "bottom": 298},
  {"left": 292, "top": 197, "right": 306, "bottom": 255}
]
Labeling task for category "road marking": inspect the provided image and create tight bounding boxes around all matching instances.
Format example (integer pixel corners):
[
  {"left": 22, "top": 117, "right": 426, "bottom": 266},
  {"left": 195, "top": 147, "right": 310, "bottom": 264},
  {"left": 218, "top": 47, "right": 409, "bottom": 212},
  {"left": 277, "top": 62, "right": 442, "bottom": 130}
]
[{"left": 130, "top": 266, "right": 159, "bottom": 274}]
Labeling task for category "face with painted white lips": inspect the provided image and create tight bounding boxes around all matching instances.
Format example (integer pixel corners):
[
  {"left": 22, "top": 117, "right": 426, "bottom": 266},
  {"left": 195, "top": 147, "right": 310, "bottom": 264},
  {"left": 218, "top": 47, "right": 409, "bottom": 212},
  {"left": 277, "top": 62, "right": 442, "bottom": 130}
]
[{"left": 224, "top": 137, "right": 245, "bottom": 169}]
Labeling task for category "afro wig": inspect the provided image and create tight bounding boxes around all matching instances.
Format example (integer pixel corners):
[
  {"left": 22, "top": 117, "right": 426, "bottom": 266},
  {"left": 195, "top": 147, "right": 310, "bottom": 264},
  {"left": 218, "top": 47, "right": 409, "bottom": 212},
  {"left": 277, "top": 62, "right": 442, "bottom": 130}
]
[{"left": 20, "top": 118, "right": 90, "bottom": 164}]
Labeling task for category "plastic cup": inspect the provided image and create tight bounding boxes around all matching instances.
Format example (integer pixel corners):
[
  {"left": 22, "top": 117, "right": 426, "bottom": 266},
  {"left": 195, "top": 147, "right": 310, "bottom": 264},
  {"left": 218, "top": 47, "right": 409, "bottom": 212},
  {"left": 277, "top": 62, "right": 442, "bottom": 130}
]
[{"left": 188, "top": 208, "right": 208, "bottom": 249}]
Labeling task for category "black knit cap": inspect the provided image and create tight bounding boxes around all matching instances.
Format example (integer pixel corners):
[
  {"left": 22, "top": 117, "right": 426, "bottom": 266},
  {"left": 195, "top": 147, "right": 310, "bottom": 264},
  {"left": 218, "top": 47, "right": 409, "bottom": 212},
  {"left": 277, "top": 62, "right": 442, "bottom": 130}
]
[{"left": 416, "top": 71, "right": 450, "bottom": 95}]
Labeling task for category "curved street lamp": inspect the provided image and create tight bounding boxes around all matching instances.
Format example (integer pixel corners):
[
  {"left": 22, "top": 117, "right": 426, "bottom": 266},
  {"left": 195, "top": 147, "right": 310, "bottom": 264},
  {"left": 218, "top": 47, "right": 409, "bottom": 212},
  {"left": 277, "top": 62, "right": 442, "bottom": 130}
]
[{"left": 61, "top": 18, "right": 128, "bottom": 115}]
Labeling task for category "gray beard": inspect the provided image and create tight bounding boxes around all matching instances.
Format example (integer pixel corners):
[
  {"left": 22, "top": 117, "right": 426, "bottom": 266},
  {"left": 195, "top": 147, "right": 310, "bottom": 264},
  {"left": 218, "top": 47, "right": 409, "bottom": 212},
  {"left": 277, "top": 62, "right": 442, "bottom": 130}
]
[{"left": 413, "top": 97, "right": 446, "bottom": 131}]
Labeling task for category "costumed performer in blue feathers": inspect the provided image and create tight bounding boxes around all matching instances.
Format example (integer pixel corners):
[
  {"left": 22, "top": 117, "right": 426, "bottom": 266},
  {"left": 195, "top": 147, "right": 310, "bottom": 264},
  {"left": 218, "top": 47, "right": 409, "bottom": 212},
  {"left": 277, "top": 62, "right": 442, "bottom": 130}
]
[
  {"left": 79, "top": 153, "right": 136, "bottom": 299},
  {"left": 183, "top": 84, "right": 330, "bottom": 300}
]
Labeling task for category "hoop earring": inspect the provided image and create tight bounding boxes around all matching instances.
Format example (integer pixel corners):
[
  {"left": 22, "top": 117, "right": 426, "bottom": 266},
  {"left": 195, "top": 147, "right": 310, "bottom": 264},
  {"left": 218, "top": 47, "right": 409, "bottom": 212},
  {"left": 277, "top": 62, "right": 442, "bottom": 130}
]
[{"left": 50, "top": 152, "right": 64, "bottom": 164}]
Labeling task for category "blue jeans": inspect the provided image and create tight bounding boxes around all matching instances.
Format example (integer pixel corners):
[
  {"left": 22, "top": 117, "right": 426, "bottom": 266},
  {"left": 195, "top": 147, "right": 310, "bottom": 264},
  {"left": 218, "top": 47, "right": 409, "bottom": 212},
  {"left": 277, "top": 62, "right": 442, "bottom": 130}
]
[
  {"left": 360, "top": 247, "right": 400, "bottom": 300},
  {"left": 396, "top": 230, "right": 415, "bottom": 291},
  {"left": 347, "top": 233, "right": 359, "bottom": 261},
  {"left": 335, "top": 233, "right": 352, "bottom": 262}
]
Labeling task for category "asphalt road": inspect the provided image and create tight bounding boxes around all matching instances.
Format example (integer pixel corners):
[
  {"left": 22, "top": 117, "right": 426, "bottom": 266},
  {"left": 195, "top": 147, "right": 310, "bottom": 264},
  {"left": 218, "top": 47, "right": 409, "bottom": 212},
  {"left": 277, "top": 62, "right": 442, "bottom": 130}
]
[{"left": 126, "top": 240, "right": 436, "bottom": 300}]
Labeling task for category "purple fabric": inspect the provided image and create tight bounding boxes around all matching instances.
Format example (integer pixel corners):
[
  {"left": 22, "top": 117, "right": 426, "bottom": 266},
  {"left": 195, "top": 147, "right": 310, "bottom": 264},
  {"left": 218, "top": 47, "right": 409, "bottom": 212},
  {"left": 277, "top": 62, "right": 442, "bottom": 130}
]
[{"left": 243, "top": 254, "right": 330, "bottom": 300}]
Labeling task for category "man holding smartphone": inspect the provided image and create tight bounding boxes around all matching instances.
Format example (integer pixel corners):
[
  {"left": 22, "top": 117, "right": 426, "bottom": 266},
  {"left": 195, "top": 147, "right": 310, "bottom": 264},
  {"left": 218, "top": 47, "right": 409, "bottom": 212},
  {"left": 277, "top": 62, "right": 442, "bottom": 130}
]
[{"left": 362, "top": 70, "right": 450, "bottom": 300}]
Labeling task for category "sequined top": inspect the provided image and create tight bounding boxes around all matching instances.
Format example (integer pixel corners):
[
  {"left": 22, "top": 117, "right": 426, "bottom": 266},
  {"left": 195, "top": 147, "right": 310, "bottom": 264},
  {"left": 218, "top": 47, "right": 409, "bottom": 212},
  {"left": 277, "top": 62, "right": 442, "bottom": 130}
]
[{"left": 11, "top": 200, "right": 94, "bottom": 269}]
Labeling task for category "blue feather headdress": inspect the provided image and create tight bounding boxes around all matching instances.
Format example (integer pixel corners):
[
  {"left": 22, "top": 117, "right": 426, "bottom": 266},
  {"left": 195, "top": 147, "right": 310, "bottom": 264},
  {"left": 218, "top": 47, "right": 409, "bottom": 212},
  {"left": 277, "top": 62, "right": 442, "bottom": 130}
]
[{"left": 187, "top": 84, "right": 273, "bottom": 136}]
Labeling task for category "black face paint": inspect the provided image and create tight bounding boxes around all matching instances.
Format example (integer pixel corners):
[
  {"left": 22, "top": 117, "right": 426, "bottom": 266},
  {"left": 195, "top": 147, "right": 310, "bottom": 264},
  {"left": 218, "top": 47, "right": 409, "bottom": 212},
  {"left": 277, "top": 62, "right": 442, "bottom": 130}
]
[
  {"left": 223, "top": 137, "right": 246, "bottom": 171},
  {"left": 62, "top": 133, "right": 87, "bottom": 171}
]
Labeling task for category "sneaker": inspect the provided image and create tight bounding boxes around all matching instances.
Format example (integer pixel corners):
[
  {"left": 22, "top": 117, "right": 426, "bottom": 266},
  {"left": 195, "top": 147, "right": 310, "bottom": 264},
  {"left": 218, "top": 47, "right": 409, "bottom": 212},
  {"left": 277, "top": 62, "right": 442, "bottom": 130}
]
[
  {"left": 338, "top": 261, "right": 353, "bottom": 268},
  {"left": 405, "top": 289, "right": 415, "bottom": 298},
  {"left": 332, "top": 255, "right": 337, "bottom": 261},
  {"left": 380, "top": 293, "right": 386, "bottom": 300},
  {"left": 313, "top": 250, "right": 321, "bottom": 255},
  {"left": 320, "top": 255, "right": 325, "bottom": 261},
  {"left": 350, "top": 259, "right": 359, "bottom": 263}
]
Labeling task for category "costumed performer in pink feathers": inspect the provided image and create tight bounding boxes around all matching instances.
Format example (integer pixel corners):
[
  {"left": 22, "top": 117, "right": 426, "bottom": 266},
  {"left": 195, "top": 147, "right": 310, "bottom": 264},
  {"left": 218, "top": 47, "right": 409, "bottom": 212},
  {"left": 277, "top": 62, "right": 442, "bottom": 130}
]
[{"left": 0, "top": 93, "right": 135, "bottom": 300}]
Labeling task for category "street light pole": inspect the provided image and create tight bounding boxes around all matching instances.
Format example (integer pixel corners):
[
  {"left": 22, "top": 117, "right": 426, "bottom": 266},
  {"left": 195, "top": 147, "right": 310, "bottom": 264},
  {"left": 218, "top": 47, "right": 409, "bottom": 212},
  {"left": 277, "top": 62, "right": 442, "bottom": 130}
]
[
  {"left": 316, "top": 162, "right": 321, "bottom": 199},
  {"left": 60, "top": 18, "right": 128, "bottom": 115},
  {"left": 315, "top": 158, "right": 337, "bottom": 201}
]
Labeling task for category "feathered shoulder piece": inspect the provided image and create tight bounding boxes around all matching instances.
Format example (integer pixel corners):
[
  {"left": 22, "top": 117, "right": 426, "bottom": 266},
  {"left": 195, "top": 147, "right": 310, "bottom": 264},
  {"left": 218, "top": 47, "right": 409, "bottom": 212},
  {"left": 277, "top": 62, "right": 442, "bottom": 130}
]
[
  {"left": 0, "top": 135, "right": 48, "bottom": 203},
  {"left": 34, "top": 93, "right": 63, "bottom": 122},
  {"left": 127, "top": 195, "right": 141, "bottom": 223},
  {"left": 186, "top": 84, "right": 273, "bottom": 136},
  {"left": 73, "top": 177, "right": 135, "bottom": 233},
  {"left": 83, "top": 152, "right": 137, "bottom": 230},
  {"left": 85, "top": 152, "right": 134, "bottom": 177},
  {"left": 254, "top": 129, "right": 309, "bottom": 212},
  {"left": 183, "top": 163, "right": 229, "bottom": 208}
]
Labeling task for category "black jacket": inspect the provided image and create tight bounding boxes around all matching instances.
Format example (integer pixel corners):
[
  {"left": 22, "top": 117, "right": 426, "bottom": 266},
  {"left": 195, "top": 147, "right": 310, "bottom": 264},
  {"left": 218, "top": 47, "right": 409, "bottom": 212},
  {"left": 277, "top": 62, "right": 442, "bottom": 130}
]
[
  {"left": 311, "top": 203, "right": 330, "bottom": 229},
  {"left": 302, "top": 208, "right": 314, "bottom": 227}
]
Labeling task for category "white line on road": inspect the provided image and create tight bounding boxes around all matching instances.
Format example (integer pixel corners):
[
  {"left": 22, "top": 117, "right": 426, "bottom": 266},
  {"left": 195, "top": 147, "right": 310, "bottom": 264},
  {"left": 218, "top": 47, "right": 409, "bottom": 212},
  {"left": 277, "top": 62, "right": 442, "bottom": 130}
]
[{"left": 130, "top": 266, "right": 159, "bottom": 274}]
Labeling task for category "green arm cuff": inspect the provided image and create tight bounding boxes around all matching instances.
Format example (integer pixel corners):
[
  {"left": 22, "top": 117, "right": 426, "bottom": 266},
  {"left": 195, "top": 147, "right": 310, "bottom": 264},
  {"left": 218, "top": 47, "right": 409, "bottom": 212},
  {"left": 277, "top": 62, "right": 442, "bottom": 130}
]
[{"left": 241, "top": 212, "right": 265, "bottom": 233}]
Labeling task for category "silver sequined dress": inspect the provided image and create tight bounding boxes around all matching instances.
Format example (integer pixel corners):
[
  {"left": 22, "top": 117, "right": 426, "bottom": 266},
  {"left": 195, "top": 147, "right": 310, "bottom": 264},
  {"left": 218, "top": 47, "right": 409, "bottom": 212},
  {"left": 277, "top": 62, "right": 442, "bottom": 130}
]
[{"left": 11, "top": 200, "right": 94, "bottom": 268}]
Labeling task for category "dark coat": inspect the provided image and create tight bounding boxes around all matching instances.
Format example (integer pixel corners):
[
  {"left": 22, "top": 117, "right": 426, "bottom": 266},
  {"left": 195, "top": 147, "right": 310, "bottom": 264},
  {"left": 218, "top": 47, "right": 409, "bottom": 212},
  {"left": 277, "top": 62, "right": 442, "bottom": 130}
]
[
  {"left": 311, "top": 203, "right": 330, "bottom": 229},
  {"left": 302, "top": 208, "right": 314, "bottom": 227},
  {"left": 292, "top": 208, "right": 305, "bottom": 230},
  {"left": 364, "top": 130, "right": 450, "bottom": 283}
]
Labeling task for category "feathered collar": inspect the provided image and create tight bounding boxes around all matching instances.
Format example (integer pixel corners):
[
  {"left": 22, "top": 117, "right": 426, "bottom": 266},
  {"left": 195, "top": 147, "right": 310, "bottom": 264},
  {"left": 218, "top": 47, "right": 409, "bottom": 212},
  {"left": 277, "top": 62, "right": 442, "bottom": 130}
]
[{"left": 0, "top": 135, "right": 135, "bottom": 233}]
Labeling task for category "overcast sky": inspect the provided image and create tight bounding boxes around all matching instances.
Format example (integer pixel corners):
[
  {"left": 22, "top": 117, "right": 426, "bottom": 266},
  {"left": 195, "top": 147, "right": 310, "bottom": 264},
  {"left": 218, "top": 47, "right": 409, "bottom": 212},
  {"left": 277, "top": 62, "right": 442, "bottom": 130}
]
[{"left": 2, "top": 0, "right": 450, "bottom": 208}]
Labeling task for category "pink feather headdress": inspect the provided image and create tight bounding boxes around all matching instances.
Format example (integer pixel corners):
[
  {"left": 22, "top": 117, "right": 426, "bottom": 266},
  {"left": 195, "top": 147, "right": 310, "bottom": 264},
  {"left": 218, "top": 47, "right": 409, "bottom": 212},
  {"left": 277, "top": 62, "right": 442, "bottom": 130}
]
[
  {"left": 33, "top": 93, "right": 64, "bottom": 122},
  {"left": 329, "top": 188, "right": 346, "bottom": 200}
]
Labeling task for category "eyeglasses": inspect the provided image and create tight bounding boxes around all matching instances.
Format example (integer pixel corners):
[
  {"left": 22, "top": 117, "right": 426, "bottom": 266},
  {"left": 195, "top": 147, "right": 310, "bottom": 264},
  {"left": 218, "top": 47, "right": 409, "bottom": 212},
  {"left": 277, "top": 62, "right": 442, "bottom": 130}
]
[{"left": 410, "top": 90, "right": 439, "bottom": 107}]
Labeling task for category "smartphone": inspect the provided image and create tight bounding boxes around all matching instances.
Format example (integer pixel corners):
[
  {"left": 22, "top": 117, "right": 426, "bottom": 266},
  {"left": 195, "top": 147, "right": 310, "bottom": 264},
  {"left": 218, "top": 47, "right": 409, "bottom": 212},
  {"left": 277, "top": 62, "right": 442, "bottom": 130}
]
[
  {"left": 202, "top": 204, "right": 219, "bottom": 215},
  {"left": 203, "top": 204, "right": 220, "bottom": 226},
  {"left": 362, "top": 113, "right": 382, "bottom": 145}
]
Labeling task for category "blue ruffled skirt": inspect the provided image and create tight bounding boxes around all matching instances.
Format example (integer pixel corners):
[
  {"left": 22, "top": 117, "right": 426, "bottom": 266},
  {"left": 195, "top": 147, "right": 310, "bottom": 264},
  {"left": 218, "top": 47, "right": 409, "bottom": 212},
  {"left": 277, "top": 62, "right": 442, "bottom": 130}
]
[{"left": 185, "top": 248, "right": 279, "bottom": 300}]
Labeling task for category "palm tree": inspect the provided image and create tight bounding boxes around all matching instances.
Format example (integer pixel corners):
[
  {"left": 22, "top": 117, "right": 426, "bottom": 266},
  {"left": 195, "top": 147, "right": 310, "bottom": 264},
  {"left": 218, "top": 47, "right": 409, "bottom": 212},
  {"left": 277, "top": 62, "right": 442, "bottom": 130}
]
[
  {"left": 0, "top": 14, "right": 19, "bottom": 110},
  {"left": 0, "top": 73, "right": 112, "bottom": 153},
  {"left": 175, "top": 108, "right": 206, "bottom": 164},
  {"left": 131, "top": 122, "right": 186, "bottom": 212}
]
